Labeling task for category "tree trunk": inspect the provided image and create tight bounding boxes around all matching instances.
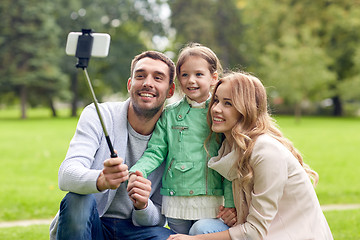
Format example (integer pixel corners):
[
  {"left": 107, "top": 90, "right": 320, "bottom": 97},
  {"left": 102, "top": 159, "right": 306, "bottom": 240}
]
[
  {"left": 71, "top": 72, "right": 78, "bottom": 117},
  {"left": 20, "top": 85, "right": 27, "bottom": 119},
  {"left": 49, "top": 97, "right": 57, "bottom": 117},
  {"left": 332, "top": 96, "right": 342, "bottom": 116}
]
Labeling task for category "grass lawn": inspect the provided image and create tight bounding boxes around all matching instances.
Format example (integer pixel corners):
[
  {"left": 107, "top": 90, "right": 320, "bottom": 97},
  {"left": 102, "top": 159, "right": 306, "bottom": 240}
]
[
  {"left": 0, "top": 209, "right": 359, "bottom": 240},
  {"left": 275, "top": 116, "right": 360, "bottom": 205},
  {"left": 0, "top": 108, "right": 76, "bottom": 221},
  {"left": 0, "top": 107, "right": 359, "bottom": 238}
]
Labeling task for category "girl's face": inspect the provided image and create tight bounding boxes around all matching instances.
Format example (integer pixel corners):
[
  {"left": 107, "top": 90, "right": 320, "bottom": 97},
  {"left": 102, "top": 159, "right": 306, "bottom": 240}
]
[
  {"left": 178, "top": 56, "right": 218, "bottom": 103},
  {"left": 211, "top": 81, "right": 242, "bottom": 140}
]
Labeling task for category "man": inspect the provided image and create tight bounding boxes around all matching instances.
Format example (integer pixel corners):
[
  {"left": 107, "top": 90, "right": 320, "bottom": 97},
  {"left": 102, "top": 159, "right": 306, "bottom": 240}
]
[{"left": 49, "top": 51, "right": 176, "bottom": 240}]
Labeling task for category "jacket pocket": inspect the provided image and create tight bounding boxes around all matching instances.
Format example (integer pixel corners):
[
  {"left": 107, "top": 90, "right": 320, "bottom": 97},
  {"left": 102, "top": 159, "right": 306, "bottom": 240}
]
[{"left": 174, "top": 162, "right": 194, "bottom": 173}]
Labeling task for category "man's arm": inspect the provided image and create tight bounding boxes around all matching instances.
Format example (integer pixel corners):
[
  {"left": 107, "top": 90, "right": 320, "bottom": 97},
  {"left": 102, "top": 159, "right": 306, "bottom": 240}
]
[{"left": 59, "top": 104, "right": 127, "bottom": 194}]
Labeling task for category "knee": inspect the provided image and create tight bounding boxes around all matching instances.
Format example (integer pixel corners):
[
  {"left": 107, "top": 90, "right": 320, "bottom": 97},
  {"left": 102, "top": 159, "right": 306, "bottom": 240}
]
[
  {"left": 59, "top": 192, "right": 96, "bottom": 223},
  {"left": 189, "top": 219, "right": 229, "bottom": 235}
]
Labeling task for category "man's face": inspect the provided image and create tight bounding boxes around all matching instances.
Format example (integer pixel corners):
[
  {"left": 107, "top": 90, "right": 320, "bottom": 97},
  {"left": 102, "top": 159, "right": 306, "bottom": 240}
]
[{"left": 128, "top": 57, "right": 174, "bottom": 118}]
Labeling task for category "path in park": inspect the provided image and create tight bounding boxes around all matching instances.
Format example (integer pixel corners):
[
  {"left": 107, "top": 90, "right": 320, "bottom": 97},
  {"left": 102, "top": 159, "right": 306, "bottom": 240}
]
[{"left": 0, "top": 204, "right": 360, "bottom": 229}]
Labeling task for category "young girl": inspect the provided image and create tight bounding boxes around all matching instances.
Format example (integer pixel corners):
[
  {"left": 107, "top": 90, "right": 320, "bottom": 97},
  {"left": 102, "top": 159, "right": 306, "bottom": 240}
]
[
  {"left": 128, "top": 43, "right": 235, "bottom": 234},
  {"left": 168, "top": 71, "right": 333, "bottom": 239}
]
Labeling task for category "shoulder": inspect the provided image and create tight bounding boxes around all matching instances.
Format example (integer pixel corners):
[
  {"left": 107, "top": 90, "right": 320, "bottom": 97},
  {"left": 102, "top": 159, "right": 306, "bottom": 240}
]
[
  {"left": 80, "top": 99, "right": 129, "bottom": 129},
  {"left": 251, "top": 134, "right": 291, "bottom": 166},
  {"left": 164, "top": 97, "right": 186, "bottom": 111},
  {"left": 253, "top": 134, "right": 286, "bottom": 153}
]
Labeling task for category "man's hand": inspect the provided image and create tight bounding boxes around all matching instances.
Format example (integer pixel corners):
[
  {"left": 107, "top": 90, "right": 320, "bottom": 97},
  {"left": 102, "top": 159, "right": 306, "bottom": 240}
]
[
  {"left": 127, "top": 171, "right": 151, "bottom": 210},
  {"left": 96, "top": 155, "right": 129, "bottom": 191},
  {"left": 217, "top": 205, "right": 237, "bottom": 227}
]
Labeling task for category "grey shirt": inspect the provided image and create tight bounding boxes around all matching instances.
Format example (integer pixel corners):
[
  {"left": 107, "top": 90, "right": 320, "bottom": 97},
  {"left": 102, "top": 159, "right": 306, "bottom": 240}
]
[{"left": 104, "top": 122, "right": 151, "bottom": 219}]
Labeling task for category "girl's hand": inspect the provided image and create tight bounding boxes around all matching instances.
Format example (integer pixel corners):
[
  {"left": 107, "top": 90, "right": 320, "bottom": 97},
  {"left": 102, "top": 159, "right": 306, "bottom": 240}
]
[{"left": 127, "top": 171, "right": 151, "bottom": 209}]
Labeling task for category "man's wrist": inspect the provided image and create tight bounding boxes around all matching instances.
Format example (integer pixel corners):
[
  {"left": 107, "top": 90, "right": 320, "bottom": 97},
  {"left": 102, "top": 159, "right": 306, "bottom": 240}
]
[{"left": 96, "top": 171, "right": 108, "bottom": 192}]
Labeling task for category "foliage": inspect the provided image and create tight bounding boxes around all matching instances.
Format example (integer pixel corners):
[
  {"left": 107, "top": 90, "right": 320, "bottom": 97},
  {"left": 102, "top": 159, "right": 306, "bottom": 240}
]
[
  {"left": 0, "top": 0, "right": 68, "bottom": 118},
  {"left": 0, "top": 0, "right": 172, "bottom": 118},
  {"left": 168, "top": 0, "right": 245, "bottom": 69},
  {"left": 241, "top": 0, "right": 360, "bottom": 116}
]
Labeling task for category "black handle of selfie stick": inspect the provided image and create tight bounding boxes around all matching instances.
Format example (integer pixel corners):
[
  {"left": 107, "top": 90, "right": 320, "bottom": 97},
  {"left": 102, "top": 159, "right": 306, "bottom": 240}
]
[
  {"left": 75, "top": 29, "right": 117, "bottom": 158},
  {"left": 83, "top": 69, "right": 118, "bottom": 158}
]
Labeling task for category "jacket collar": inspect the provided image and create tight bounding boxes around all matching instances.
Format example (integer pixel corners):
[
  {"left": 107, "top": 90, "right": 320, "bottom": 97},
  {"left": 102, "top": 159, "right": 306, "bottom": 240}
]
[{"left": 176, "top": 96, "right": 211, "bottom": 121}]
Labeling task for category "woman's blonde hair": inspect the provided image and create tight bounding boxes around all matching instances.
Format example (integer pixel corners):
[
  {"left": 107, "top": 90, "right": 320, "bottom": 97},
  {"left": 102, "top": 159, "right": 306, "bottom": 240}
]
[{"left": 207, "top": 71, "right": 319, "bottom": 188}]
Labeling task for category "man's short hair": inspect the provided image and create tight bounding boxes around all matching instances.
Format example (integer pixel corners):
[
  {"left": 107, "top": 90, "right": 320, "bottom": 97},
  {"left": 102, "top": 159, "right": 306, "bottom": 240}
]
[{"left": 130, "top": 51, "right": 175, "bottom": 84}]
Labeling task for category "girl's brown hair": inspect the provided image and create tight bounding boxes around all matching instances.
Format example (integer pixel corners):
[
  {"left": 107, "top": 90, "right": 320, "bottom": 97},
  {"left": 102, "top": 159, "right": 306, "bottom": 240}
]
[{"left": 176, "top": 43, "right": 223, "bottom": 79}]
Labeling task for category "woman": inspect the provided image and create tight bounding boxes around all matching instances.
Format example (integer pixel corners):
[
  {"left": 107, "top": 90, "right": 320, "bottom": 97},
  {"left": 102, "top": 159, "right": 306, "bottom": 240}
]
[{"left": 168, "top": 71, "right": 333, "bottom": 239}]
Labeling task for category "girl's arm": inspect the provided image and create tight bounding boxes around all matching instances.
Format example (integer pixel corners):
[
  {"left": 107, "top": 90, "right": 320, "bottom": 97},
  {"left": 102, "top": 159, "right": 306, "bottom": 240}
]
[{"left": 129, "top": 113, "right": 169, "bottom": 177}]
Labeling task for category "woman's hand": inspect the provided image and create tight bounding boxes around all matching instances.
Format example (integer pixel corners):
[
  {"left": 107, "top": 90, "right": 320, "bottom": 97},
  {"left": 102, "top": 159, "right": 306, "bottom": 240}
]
[
  {"left": 167, "top": 234, "right": 197, "bottom": 240},
  {"left": 217, "top": 205, "right": 237, "bottom": 227}
]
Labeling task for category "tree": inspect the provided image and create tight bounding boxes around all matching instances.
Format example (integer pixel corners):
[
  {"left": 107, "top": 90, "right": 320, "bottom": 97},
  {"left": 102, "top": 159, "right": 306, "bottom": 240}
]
[
  {"left": 0, "top": 0, "right": 67, "bottom": 118},
  {"left": 56, "top": 0, "right": 170, "bottom": 116},
  {"left": 168, "top": 0, "right": 245, "bottom": 70},
  {"left": 241, "top": 0, "right": 360, "bottom": 116}
]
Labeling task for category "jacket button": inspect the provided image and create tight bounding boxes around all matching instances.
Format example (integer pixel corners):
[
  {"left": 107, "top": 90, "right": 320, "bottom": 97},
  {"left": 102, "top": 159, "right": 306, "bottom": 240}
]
[
  {"left": 170, "top": 191, "right": 175, "bottom": 196},
  {"left": 189, "top": 190, "right": 194, "bottom": 195},
  {"left": 181, "top": 165, "right": 185, "bottom": 170},
  {"left": 178, "top": 114, "right": 182, "bottom": 119}
]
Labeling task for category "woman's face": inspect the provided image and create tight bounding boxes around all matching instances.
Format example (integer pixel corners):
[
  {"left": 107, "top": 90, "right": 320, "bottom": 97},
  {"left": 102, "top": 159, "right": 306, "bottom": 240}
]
[{"left": 211, "top": 81, "right": 242, "bottom": 140}]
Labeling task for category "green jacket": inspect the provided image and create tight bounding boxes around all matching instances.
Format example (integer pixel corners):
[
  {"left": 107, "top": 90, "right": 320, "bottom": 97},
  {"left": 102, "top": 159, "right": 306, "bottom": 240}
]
[{"left": 130, "top": 97, "right": 234, "bottom": 208}]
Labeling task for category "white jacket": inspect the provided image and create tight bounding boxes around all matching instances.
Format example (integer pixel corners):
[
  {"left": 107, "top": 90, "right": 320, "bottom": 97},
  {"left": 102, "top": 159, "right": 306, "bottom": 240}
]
[{"left": 208, "top": 134, "right": 333, "bottom": 240}]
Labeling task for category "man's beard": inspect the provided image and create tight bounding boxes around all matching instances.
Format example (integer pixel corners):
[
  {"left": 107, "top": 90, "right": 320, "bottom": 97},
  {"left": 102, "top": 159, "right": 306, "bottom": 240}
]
[{"left": 132, "top": 101, "right": 163, "bottom": 120}]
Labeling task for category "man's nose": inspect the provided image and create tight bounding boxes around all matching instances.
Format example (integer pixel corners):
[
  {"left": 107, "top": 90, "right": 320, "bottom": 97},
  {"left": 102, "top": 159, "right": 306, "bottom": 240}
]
[{"left": 143, "top": 75, "right": 154, "bottom": 87}]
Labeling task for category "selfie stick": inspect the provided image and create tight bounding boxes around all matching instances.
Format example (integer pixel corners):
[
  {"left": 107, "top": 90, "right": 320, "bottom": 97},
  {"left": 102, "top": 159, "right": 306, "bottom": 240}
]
[{"left": 75, "top": 29, "right": 117, "bottom": 158}]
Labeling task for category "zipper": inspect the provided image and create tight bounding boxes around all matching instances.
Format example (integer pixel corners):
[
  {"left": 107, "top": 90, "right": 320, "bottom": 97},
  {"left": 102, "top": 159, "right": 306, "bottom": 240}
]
[
  {"left": 171, "top": 126, "right": 189, "bottom": 142},
  {"left": 165, "top": 157, "right": 175, "bottom": 180}
]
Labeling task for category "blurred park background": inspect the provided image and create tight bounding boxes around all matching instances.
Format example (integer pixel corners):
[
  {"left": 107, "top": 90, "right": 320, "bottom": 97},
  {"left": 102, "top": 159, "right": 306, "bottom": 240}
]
[{"left": 1, "top": 0, "right": 360, "bottom": 239}]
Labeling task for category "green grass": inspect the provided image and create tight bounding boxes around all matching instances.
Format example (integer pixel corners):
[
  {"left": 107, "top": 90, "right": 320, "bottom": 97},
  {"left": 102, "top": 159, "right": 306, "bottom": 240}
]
[
  {"left": 0, "top": 225, "right": 50, "bottom": 240},
  {"left": 0, "top": 108, "right": 359, "bottom": 239},
  {"left": 0, "top": 209, "right": 359, "bottom": 240},
  {"left": 275, "top": 116, "right": 360, "bottom": 205},
  {"left": 0, "top": 108, "right": 77, "bottom": 221},
  {"left": 324, "top": 209, "right": 360, "bottom": 239}
]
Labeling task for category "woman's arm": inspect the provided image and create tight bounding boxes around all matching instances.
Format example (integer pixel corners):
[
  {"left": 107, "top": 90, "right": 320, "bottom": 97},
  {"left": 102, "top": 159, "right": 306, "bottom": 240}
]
[{"left": 167, "top": 230, "right": 231, "bottom": 240}]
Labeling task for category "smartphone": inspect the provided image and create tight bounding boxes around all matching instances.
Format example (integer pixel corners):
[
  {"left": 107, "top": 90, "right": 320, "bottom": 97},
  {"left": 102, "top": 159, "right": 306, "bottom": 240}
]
[{"left": 65, "top": 32, "right": 111, "bottom": 58}]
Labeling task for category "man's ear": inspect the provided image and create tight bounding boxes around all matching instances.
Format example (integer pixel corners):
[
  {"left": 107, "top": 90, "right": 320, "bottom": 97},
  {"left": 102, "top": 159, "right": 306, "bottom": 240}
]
[
  {"left": 127, "top": 78, "right": 132, "bottom": 92},
  {"left": 167, "top": 82, "right": 175, "bottom": 98}
]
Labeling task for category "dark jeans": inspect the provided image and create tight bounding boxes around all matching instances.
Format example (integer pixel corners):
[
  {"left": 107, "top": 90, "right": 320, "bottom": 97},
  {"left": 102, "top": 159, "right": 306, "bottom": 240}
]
[{"left": 56, "top": 192, "right": 174, "bottom": 240}]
